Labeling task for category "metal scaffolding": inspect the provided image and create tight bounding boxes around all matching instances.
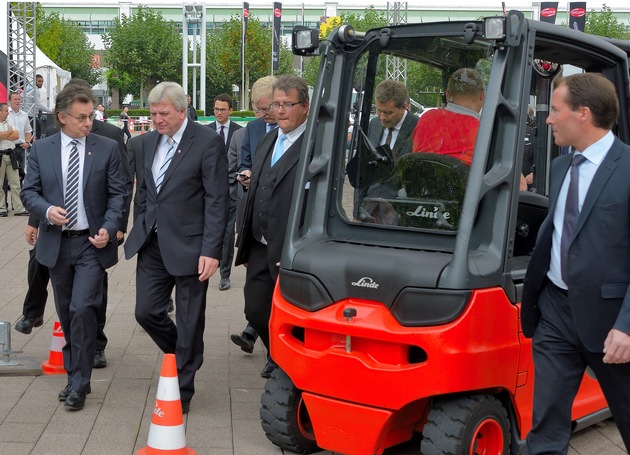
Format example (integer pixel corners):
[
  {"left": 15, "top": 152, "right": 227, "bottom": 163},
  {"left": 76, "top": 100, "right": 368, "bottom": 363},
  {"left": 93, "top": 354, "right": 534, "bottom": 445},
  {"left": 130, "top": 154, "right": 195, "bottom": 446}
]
[
  {"left": 386, "top": 2, "right": 407, "bottom": 83},
  {"left": 182, "top": 3, "right": 207, "bottom": 115},
  {"left": 7, "top": 1, "right": 37, "bottom": 120}
]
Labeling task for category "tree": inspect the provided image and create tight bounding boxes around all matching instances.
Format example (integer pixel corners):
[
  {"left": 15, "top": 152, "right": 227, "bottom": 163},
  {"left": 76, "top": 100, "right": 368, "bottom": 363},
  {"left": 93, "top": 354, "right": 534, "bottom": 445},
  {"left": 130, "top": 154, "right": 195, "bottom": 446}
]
[
  {"left": 302, "top": 7, "right": 387, "bottom": 86},
  {"left": 585, "top": 4, "right": 630, "bottom": 39},
  {"left": 36, "top": 6, "right": 100, "bottom": 86},
  {"left": 204, "top": 15, "right": 294, "bottom": 111},
  {"left": 103, "top": 6, "right": 182, "bottom": 107}
]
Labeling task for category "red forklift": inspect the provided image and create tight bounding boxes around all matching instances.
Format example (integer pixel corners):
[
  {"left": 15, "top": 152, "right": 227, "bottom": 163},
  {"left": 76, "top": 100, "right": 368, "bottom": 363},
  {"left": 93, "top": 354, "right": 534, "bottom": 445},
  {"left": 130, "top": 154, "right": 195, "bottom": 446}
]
[{"left": 260, "top": 10, "right": 630, "bottom": 454}]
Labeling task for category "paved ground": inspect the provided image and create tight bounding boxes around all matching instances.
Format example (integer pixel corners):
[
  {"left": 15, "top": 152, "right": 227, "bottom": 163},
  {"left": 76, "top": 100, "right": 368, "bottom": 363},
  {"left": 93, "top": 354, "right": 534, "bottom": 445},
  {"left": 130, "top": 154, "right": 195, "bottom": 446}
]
[{"left": 0, "top": 209, "right": 627, "bottom": 455}]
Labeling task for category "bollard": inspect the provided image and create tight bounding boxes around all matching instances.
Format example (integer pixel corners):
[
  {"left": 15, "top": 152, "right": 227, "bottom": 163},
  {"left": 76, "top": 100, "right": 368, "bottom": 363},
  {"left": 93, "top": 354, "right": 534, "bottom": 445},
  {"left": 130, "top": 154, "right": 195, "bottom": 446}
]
[{"left": 0, "top": 321, "right": 23, "bottom": 367}]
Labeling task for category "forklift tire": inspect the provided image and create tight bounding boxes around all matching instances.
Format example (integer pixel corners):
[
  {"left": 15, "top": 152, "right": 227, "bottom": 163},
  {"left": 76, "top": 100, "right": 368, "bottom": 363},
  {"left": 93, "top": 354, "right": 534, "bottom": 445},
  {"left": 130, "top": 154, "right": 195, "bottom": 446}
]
[
  {"left": 422, "top": 394, "right": 510, "bottom": 455},
  {"left": 260, "top": 367, "right": 320, "bottom": 454}
]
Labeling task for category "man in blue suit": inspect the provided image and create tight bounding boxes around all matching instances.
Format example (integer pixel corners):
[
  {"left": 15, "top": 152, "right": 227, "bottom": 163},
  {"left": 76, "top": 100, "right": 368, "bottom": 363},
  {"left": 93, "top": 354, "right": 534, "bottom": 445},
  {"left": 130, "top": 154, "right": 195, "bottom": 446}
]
[
  {"left": 20, "top": 81, "right": 126, "bottom": 411},
  {"left": 521, "top": 73, "right": 630, "bottom": 453}
]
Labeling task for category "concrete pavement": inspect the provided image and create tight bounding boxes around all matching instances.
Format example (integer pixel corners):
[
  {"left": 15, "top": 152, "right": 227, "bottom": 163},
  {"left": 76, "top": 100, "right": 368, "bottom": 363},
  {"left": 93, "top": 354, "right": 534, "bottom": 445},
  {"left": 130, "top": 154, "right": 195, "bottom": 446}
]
[{"left": 0, "top": 211, "right": 627, "bottom": 455}]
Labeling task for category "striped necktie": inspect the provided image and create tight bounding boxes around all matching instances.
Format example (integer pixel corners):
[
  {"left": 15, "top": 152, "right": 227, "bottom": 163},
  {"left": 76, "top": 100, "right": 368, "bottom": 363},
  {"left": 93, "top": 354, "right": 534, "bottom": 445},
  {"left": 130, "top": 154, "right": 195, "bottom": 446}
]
[
  {"left": 65, "top": 140, "right": 80, "bottom": 229},
  {"left": 155, "top": 137, "right": 175, "bottom": 192}
]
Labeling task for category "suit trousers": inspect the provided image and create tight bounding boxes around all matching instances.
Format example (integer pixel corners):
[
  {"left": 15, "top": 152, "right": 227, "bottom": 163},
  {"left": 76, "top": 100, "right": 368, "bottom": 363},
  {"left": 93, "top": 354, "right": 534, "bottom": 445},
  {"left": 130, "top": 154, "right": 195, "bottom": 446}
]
[
  {"left": 48, "top": 235, "right": 104, "bottom": 393},
  {"left": 134, "top": 233, "right": 208, "bottom": 403},
  {"left": 524, "top": 281, "right": 630, "bottom": 454},
  {"left": 0, "top": 154, "right": 26, "bottom": 212},
  {"left": 220, "top": 195, "right": 237, "bottom": 279},
  {"left": 22, "top": 246, "right": 108, "bottom": 351},
  {"left": 243, "top": 240, "right": 277, "bottom": 353}
]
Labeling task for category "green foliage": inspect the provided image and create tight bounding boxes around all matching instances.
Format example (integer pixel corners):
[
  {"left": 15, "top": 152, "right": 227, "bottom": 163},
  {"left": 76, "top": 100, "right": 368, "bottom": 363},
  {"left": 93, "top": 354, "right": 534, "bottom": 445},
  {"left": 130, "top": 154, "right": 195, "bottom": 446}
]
[
  {"left": 302, "top": 7, "right": 387, "bottom": 86},
  {"left": 102, "top": 6, "right": 183, "bottom": 107},
  {"left": 204, "top": 15, "right": 294, "bottom": 111},
  {"left": 585, "top": 4, "right": 630, "bottom": 39},
  {"left": 35, "top": 6, "right": 100, "bottom": 86}
]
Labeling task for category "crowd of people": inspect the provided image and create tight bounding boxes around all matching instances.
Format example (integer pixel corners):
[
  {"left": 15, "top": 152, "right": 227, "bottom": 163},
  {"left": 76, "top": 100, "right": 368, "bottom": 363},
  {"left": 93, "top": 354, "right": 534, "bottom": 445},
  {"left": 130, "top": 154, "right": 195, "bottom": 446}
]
[{"left": 3, "top": 68, "right": 630, "bottom": 455}]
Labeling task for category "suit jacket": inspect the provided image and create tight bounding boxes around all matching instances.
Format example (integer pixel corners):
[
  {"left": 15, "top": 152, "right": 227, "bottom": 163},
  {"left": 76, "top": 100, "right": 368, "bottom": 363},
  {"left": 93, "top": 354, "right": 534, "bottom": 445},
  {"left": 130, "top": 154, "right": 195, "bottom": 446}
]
[
  {"left": 368, "top": 112, "right": 419, "bottom": 160},
  {"left": 45, "top": 121, "right": 133, "bottom": 232},
  {"left": 235, "top": 129, "right": 303, "bottom": 266},
  {"left": 208, "top": 121, "right": 242, "bottom": 152},
  {"left": 127, "top": 135, "right": 145, "bottom": 220},
  {"left": 238, "top": 117, "right": 275, "bottom": 171},
  {"left": 521, "top": 137, "right": 630, "bottom": 352},
  {"left": 20, "top": 132, "right": 127, "bottom": 269},
  {"left": 124, "top": 120, "right": 229, "bottom": 276}
]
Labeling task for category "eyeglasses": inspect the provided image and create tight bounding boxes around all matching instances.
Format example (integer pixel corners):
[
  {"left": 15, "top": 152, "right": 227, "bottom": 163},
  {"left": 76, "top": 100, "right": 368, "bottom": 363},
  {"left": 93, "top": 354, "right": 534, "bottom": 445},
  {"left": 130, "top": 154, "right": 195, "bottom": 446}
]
[
  {"left": 270, "top": 102, "right": 302, "bottom": 111},
  {"left": 66, "top": 112, "right": 94, "bottom": 123},
  {"left": 213, "top": 107, "right": 229, "bottom": 113},
  {"left": 253, "top": 106, "right": 271, "bottom": 114}
]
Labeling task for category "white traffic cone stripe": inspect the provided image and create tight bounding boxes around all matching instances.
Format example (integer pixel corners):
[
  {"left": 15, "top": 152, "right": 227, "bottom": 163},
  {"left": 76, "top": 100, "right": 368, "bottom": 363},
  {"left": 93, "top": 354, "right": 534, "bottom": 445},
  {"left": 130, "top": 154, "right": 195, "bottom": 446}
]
[
  {"left": 156, "top": 376, "right": 180, "bottom": 401},
  {"left": 50, "top": 335, "right": 65, "bottom": 351},
  {"left": 146, "top": 423, "right": 187, "bottom": 450}
]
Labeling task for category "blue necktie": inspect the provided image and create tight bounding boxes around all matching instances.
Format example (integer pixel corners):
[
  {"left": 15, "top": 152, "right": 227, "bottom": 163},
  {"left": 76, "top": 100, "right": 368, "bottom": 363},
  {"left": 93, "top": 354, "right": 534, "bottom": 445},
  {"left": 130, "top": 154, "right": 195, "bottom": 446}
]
[
  {"left": 65, "top": 140, "right": 80, "bottom": 229},
  {"left": 271, "top": 134, "right": 287, "bottom": 166},
  {"left": 155, "top": 138, "right": 175, "bottom": 192},
  {"left": 561, "top": 153, "right": 586, "bottom": 282}
]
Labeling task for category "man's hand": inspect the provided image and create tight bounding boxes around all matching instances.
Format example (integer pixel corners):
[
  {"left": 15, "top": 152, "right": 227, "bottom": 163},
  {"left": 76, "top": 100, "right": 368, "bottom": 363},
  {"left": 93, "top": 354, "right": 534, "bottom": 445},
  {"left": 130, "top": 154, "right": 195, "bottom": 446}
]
[
  {"left": 198, "top": 256, "right": 219, "bottom": 281},
  {"left": 48, "top": 206, "right": 69, "bottom": 226},
  {"left": 19, "top": 142, "right": 30, "bottom": 150},
  {"left": 603, "top": 329, "right": 630, "bottom": 364},
  {"left": 525, "top": 173, "right": 534, "bottom": 185},
  {"left": 89, "top": 228, "right": 110, "bottom": 249},
  {"left": 25, "top": 225, "right": 38, "bottom": 245},
  {"left": 237, "top": 169, "right": 252, "bottom": 188}
]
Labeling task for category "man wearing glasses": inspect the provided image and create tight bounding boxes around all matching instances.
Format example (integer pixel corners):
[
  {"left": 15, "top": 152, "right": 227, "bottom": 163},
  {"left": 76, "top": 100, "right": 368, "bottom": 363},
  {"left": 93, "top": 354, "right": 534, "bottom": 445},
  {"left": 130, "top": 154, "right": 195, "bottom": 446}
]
[
  {"left": 20, "top": 81, "right": 127, "bottom": 411},
  {"left": 235, "top": 75, "right": 310, "bottom": 378},
  {"left": 208, "top": 94, "right": 242, "bottom": 291}
]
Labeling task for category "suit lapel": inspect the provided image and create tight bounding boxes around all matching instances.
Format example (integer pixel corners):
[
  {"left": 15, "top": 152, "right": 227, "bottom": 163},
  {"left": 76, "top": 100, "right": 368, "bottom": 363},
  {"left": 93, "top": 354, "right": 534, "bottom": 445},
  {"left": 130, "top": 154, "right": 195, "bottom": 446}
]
[
  {"left": 145, "top": 131, "right": 160, "bottom": 193},
  {"left": 574, "top": 140, "right": 621, "bottom": 236},
  {"left": 159, "top": 122, "right": 195, "bottom": 191},
  {"left": 274, "top": 134, "right": 303, "bottom": 184},
  {"left": 82, "top": 134, "right": 97, "bottom": 190},
  {"left": 50, "top": 134, "right": 64, "bottom": 191}
]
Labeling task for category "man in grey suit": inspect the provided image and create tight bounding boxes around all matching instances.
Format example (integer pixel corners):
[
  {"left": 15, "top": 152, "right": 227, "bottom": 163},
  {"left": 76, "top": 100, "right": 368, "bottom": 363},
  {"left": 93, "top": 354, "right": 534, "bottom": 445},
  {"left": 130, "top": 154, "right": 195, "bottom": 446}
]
[
  {"left": 235, "top": 75, "right": 310, "bottom": 378},
  {"left": 20, "top": 82, "right": 126, "bottom": 411},
  {"left": 521, "top": 73, "right": 630, "bottom": 453},
  {"left": 363, "top": 79, "right": 419, "bottom": 199},
  {"left": 124, "top": 82, "right": 229, "bottom": 414}
]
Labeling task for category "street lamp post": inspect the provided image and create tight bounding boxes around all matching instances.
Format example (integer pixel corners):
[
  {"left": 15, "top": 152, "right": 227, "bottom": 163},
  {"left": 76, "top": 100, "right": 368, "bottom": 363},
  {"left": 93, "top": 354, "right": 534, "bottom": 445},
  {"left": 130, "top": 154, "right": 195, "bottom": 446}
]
[{"left": 183, "top": 4, "right": 207, "bottom": 115}]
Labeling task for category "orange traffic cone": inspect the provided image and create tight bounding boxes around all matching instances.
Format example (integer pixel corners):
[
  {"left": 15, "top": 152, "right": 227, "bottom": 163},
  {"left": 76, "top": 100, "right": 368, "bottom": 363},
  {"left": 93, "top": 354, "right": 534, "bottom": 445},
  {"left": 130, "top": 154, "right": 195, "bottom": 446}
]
[
  {"left": 41, "top": 319, "right": 66, "bottom": 375},
  {"left": 137, "top": 354, "right": 196, "bottom": 455}
]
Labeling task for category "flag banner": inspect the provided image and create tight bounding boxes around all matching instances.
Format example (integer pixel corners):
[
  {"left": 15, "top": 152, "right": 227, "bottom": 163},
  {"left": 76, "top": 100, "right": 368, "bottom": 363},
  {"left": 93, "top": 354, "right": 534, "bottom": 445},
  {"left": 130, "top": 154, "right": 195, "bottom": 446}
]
[
  {"left": 272, "top": 2, "right": 282, "bottom": 71},
  {"left": 539, "top": 2, "right": 559, "bottom": 23},
  {"left": 568, "top": 2, "right": 587, "bottom": 32}
]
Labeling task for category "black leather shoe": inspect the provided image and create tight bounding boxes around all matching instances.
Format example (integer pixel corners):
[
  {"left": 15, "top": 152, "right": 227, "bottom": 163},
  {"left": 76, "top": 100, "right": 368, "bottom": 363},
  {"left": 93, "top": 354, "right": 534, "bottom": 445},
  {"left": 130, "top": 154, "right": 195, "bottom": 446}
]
[
  {"left": 260, "top": 361, "right": 277, "bottom": 378},
  {"left": 14, "top": 315, "right": 44, "bottom": 334},
  {"left": 60, "top": 384, "right": 90, "bottom": 401},
  {"left": 58, "top": 384, "right": 72, "bottom": 401},
  {"left": 219, "top": 278, "right": 231, "bottom": 291},
  {"left": 182, "top": 401, "right": 190, "bottom": 414},
  {"left": 230, "top": 332, "right": 255, "bottom": 354},
  {"left": 93, "top": 350, "right": 107, "bottom": 369},
  {"left": 65, "top": 391, "right": 87, "bottom": 410}
]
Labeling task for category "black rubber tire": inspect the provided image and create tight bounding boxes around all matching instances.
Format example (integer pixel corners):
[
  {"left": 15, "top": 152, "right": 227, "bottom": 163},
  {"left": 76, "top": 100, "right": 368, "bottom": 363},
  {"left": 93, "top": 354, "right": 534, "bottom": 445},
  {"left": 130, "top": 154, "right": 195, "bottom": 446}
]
[
  {"left": 260, "top": 367, "right": 320, "bottom": 454},
  {"left": 422, "top": 394, "right": 510, "bottom": 455}
]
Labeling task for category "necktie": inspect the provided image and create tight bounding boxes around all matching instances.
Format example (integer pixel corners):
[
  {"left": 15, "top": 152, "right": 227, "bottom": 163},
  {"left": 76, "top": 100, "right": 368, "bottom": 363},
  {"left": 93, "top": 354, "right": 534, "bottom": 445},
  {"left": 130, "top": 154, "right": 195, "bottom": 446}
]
[
  {"left": 385, "top": 127, "right": 394, "bottom": 147},
  {"left": 266, "top": 123, "right": 277, "bottom": 133},
  {"left": 561, "top": 153, "right": 587, "bottom": 282},
  {"left": 220, "top": 125, "right": 225, "bottom": 143},
  {"left": 155, "top": 137, "right": 175, "bottom": 192},
  {"left": 65, "top": 140, "right": 80, "bottom": 229},
  {"left": 271, "top": 134, "right": 287, "bottom": 166}
]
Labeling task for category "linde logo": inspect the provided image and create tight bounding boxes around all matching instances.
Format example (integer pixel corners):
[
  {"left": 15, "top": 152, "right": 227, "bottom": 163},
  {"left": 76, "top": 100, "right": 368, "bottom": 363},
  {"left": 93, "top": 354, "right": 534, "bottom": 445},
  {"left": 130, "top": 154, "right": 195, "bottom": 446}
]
[
  {"left": 570, "top": 8, "right": 586, "bottom": 17},
  {"left": 351, "top": 277, "right": 380, "bottom": 289},
  {"left": 407, "top": 205, "right": 451, "bottom": 220},
  {"left": 541, "top": 7, "right": 557, "bottom": 17}
]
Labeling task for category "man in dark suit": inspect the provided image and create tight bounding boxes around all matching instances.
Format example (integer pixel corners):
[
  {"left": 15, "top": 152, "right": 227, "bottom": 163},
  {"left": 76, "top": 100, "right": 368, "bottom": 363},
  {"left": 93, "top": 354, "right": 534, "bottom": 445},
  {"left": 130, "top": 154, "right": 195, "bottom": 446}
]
[
  {"left": 521, "top": 73, "right": 630, "bottom": 454},
  {"left": 124, "top": 81, "right": 228, "bottom": 414},
  {"left": 20, "top": 82, "right": 126, "bottom": 411},
  {"left": 231, "top": 76, "right": 277, "bottom": 353},
  {"left": 16, "top": 79, "right": 133, "bottom": 369},
  {"left": 235, "top": 75, "right": 310, "bottom": 378},
  {"left": 363, "top": 79, "right": 419, "bottom": 199},
  {"left": 208, "top": 94, "right": 242, "bottom": 291},
  {"left": 186, "top": 94, "right": 197, "bottom": 121}
]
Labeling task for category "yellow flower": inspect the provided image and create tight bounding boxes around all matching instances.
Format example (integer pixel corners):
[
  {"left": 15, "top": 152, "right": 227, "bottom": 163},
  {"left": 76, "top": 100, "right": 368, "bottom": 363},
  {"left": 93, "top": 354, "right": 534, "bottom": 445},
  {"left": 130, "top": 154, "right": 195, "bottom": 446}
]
[{"left": 319, "top": 15, "right": 343, "bottom": 39}]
